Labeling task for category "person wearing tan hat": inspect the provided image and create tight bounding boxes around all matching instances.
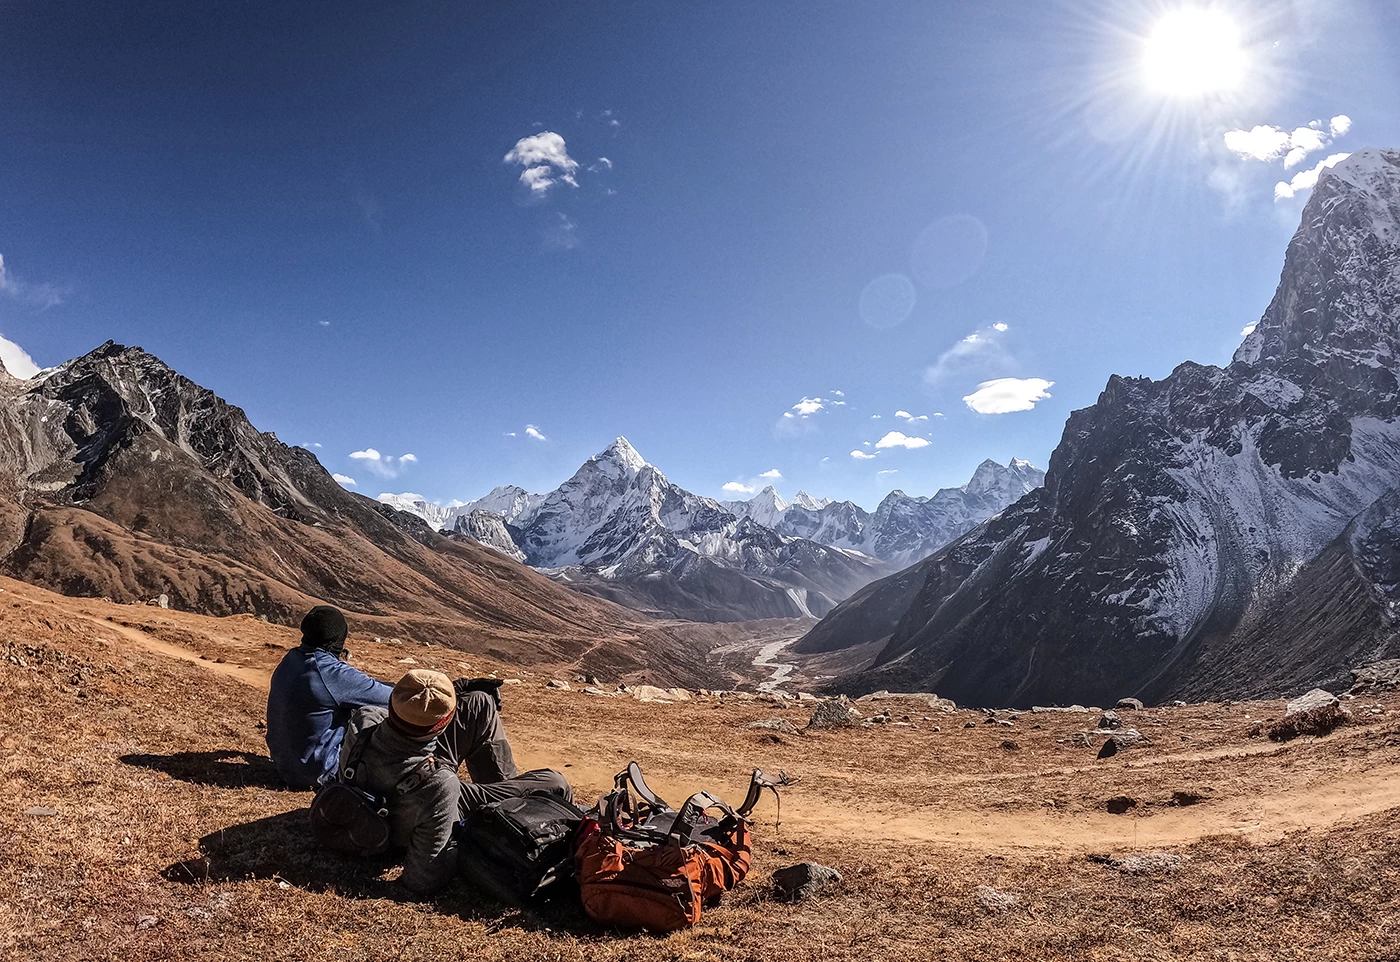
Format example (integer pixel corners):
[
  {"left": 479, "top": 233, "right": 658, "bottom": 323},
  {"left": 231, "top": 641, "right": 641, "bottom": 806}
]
[{"left": 337, "top": 668, "right": 572, "bottom": 895}]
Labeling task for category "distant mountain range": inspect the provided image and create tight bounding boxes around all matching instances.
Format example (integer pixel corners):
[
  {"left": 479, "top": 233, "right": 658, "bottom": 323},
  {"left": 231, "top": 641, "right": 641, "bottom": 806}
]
[
  {"left": 799, "top": 148, "right": 1400, "bottom": 707},
  {"left": 379, "top": 443, "right": 1042, "bottom": 622}
]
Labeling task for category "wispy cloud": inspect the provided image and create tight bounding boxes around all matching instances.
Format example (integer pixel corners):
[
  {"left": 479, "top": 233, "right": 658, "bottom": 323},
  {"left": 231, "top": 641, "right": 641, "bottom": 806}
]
[
  {"left": 850, "top": 450, "right": 878, "bottom": 460},
  {"left": 759, "top": 468, "right": 782, "bottom": 479},
  {"left": 349, "top": 448, "right": 418, "bottom": 478},
  {"left": 0, "top": 254, "right": 66, "bottom": 311},
  {"left": 544, "top": 212, "right": 580, "bottom": 250},
  {"left": 875, "top": 431, "right": 930, "bottom": 450},
  {"left": 1240, "top": 322, "right": 1258, "bottom": 337},
  {"left": 525, "top": 425, "right": 548, "bottom": 441},
  {"left": 504, "top": 131, "right": 580, "bottom": 194},
  {"left": 894, "top": 410, "right": 930, "bottom": 422},
  {"left": 792, "top": 397, "right": 824, "bottom": 417},
  {"left": 963, "top": 377, "right": 1054, "bottom": 414},
  {"left": 722, "top": 481, "right": 755, "bottom": 494},
  {"left": 924, "top": 323, "right": 1013, "bottom": 386},
  {"left": 0, "top": 333, "right": 40, "bottom": 379},
  {"left": 332, "top": 474, "right": 357, "bottom": 487}
]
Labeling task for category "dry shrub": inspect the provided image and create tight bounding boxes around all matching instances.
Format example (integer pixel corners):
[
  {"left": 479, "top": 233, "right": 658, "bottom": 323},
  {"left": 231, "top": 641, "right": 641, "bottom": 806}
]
[{"left": 1267, "top": 704, "right": 1349, "bottom": 742}]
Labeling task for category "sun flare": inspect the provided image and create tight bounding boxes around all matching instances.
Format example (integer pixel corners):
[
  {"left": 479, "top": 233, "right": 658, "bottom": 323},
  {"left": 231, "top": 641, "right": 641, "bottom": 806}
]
[{"left": 1142, "top": 8, "right": 1246, "bottom": 97}]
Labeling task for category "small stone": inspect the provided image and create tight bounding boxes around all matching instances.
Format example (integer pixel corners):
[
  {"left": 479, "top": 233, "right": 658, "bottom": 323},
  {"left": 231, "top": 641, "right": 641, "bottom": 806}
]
[
  {"left": 1170, "top": 699, "right": 1188, "bottom": 707},
  {"left": 157, "top": 594, "right": 169, "bottom": 609},
  {"left": 545, "top": 679, "right": 571, "bottom": 690},
  {"left": 24, "top": 806, "right": 58, "bottom": 817},
  {"left": 1000, "top": 740, "right": 1019, "bottom": 751},
  {"left": 975, "top": 885, "right": 1019, "bottom": 912},
  {"left": 773, "top": 862, "right": 842, "bottom": 901},
  {"left": 1071, "top": 732, "right": 1091, "bottom": 748},
  {"left": 136, "top": 916, "right": 159, "bottom": 930},
  {"left": 1097, "top": 710, "right": 1122, "bottom": 730},
  {"left": 1105, "top": 795, "right": 1138, "bottom": 815},
  {"left": 1116, "top": 697, "right": 1144, "bottom": 711},
  {"left": 746, "top": 718, "right": 800, "bottom": 735},
  {"left": 995, "top": 719, "right": 1014, "bottom": 728},
  {"left": 1112, "top": 853, "right": 1182, "bottom": 875},
  {"left": 963, "top": 720, "right": 977, "bottom": 729}
]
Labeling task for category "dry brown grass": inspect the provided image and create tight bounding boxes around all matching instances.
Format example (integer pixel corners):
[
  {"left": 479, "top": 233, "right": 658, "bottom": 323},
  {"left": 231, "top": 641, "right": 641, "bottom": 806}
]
[{"left": 3, "top": 576, "right": 1400, "bottom": 961}]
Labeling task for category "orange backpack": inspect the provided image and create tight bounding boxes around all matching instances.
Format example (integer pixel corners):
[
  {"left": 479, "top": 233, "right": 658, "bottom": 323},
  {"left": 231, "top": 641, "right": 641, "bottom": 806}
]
[{"left": 574, "top": 763, "right": 780, "bottom": 933}]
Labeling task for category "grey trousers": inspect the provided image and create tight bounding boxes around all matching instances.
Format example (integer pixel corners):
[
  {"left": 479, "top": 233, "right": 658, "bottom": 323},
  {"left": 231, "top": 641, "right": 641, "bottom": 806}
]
[{"left": 437, "top": 689, "right": 573, "bottom": 815}]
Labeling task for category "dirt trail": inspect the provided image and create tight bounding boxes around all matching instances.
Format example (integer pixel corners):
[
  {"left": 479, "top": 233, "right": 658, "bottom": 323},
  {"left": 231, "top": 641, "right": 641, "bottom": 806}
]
[{"left": 59, "top": 604, "right": 1400, "bottom": 853}]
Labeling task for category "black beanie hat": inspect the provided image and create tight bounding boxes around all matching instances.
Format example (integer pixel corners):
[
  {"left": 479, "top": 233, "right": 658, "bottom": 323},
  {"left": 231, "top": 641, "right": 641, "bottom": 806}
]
[{"left": 300, "top": 605, "right": 348, "bottom": 653}]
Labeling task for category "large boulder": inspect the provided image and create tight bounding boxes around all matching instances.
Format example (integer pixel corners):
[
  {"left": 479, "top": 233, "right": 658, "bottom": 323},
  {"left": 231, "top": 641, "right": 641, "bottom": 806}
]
[
  {"left": 1116, "top": 697, "right": 1144, "bottom": 711},
  {"left": 1268, "top": 689, "right": 1350, "bottom": 741},
  {"left": 1097, "top": 729, "right": 1149, "bottom": 759},
  {"left": 1097, "top": 710, "right": 1122, "bottom": 731},
  {"left": 746, "top": 718, "right": 800, "bottom": 735},
  {"left": 807, "top": 696, "right": 862, "bottom": 730}
]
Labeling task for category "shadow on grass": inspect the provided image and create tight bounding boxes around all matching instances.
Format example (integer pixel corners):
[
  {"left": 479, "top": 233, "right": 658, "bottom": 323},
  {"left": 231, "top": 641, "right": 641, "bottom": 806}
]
[
  {"left": 121, "top": 750, "right": 288, "bottom": 790},
  {"left": 162, "top": 809, "right": 615, "bottom": 938}
]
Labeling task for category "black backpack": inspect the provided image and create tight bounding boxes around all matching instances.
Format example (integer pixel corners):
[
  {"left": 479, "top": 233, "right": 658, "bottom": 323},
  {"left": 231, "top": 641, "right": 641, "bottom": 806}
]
[
  {"left": 456, "top": 792, "right": 586, "bottom": 906},
  {"left": 308, "top": 720, "right": 432, "bottom": 858}
]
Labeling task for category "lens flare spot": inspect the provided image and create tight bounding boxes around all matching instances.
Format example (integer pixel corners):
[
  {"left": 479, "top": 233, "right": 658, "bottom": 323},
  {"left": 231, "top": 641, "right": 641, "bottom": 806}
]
[{"left": 859, "top": 274, "right": 917, "bottom": 329}]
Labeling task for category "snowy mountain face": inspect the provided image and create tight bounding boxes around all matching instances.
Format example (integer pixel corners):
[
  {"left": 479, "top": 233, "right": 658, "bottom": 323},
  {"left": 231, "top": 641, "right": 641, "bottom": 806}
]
[
  {"left": 378, "top": 485, "right": 543, "bottom": 534},
  {"left": 449, "top": 509, "right": 527, "bottom": 563},
  {"left": 723, "top": 459, "right": 1044, "bottom": 567},
  {"left": 507, "top": 438, "right": 885, "bottom": 621},
  {"left": 800, "top": 148, "right": 1400, "bottom": 707},
  {"left": 376, "top": 493, "right": 462, "bottom": 531}
]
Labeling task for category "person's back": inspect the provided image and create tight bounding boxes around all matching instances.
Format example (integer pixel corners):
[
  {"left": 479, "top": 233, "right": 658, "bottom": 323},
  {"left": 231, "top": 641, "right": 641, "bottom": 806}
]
[{"left": 266, "top": 606, "right": 391, "bottom": 790}]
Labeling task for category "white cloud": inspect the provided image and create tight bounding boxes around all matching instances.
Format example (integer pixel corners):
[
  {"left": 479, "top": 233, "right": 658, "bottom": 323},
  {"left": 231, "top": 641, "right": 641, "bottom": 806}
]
[
  {"left": 0, "top": 254, "right": 65, "bottom": 310},
  {"left": 525, "top": 425, "right": 548, "bottom": 441},
  {"left": 877, "top": 469, "right": 899, "bottom": 476},
  {"left": 830, "top": 389, "right": 844, "bottom": 397},
  {"left": 962, "top": 377, "right": 1054, "bottom": 414},
  {"left": 1241, "top": 322, "right": 1258, "bottom": 337},
  {"left": 862, "top": 441, "right": 871, "bottom": 447},
  {"left": 503, "top": 131, "right": 580, "bottom": 194},
  {"left": 1330, "top": 115, "right": 1351, "bottom": 136},
  {"left": 870, "top": 414, "right": 882, "bottom": 419},
  {"left": 0, "top": 334, "right": 40, "bottom": 379},
  {"left": 894, "top": 410, "right": 912, "bottom": 419},
  {"left": 589, "top": 157, "right": 613, "bottom": 172},
  {"left": 782, "top": 412, "right": 794, "bottom": 419},
  {"left": 1275, "top": 152, "right": 1351, "bottom": 200},
  {"left": 722, "top": 481, "right": 755, "bottom": 494},
  {"left": 332, "top": 474, "right": 357, "bottom": 487},
  {"left": 1223, "top": 124, "right": 1291, "bottom": 162},
  {"left": 349, "top": 448, "right": 418, "bottom": 478},
  {"left": 850, "top": 450, "right": 877, "bottom": 460},
  {"left": 319, "top": 320, "right": 331, "bottom": 327},
  {"left": 791, "top": 397, "right": 824, "bottom": 417},
  {"left": 504, "top": 431, "right": 517, "bottom": 437},
  {"left": 759, "top": 469, "right": 782, "bottom": 479},
  {"left": 874, "top": 431, "right": 931, "bottom": 450},
  {"left": 924, "top": 323, "right": 1012, "bottom": 386}
]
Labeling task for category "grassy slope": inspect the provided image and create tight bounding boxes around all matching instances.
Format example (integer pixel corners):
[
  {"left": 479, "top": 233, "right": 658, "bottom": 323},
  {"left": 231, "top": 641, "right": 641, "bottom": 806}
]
[{"left": 2, "top": 575, "right": 1399, "bottom": 961}]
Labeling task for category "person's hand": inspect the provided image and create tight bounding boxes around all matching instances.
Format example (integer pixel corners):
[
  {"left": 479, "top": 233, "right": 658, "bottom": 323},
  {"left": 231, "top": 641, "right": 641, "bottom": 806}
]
[{"left": 453, "top": 677, "right": 505, "bottom": 711}]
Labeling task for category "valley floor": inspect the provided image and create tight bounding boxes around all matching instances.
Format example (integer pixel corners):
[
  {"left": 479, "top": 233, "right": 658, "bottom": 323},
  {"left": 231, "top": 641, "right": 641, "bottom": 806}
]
[{"left": 2, "top": 576, "right": 1398, "bottom": 961}]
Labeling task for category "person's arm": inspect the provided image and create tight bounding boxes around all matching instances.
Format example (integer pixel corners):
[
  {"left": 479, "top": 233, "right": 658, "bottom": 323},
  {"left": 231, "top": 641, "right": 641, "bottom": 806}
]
[{"left": 318, "top": 656, "right": 393, "bottom": 710}]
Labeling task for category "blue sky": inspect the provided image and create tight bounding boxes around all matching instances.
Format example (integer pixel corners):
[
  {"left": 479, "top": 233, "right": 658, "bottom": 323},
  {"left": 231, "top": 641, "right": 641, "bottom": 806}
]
[{"left": 1, "top": 0, "right": 1397, "bottom": 508}]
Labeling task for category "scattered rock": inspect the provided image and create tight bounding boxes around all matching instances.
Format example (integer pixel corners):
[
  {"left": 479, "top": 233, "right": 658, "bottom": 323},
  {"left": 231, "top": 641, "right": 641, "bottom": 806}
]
[
  {"left": 928, "top": 697, "right": 958, "bottom": 713},
  {"left": 856, "top": 690, "right": 891, "bottom": 702},
  {"left": 545, "top": 679, "right": 571, "bottom": 691},
  {"left": 974, "top": 885, "right": 1020, "bottom": 912},
  {"left": 746, "top": 718, "right": 800, "bottom": 735},
  {"left": 807, "top": 696, "right": 862, "bottom": 730},
  {"left": 666, "top": 688, "right": 693, "bottom": 702},
  {"left": 1170, "top": 790, "right": 1206, "bottom": 806},
  {"left": 1105, "top": 795, "right": 1138, "bottom": 815},
  {"left": 581, "top": 686, "right": 617, "bottom": 697},
  {"left": 1097, "top": 710, "right": 1122, "bottom": 730},
  {"left": 773, "top": 862, "right": 843, "bottom": 901},
  {"left": 24, "top": 806, "right": 58, "bottom": 817},
  {"left": 1268, "top": 689, "right": 1350, "bottom": 741},
  {"left": 1071, "top": 732, "right": 1091, "bottom": 748},
  {"left": 866, "top": 710, "right": 892, "bottom": 725},
  {"left": 1170, "top": 699, "right": 1188, "bottom": 707},
  {"left": 1097, "top": 729, "right": 1148, "bottom": 759},
  {"left": 963, "top": 720, "right": 977, "bottom": 729},
  {"left": 1116, "top": 697, "right": 1144, "bottom": 711},
  {"left": 631, "top": 685, "right": 677, "bottom": 703},
  {"left": 502, "top": 678, "right": 522, "bottom": 686},
  {"left": 1031, "top": 705, "right": 1090, "bottom": 714},
  {"left": 1112, "top": 853, "right": 1182, "bottom": 875},
  {"left": 1000, "top": 739, "right": 1019, "bottom": 751},
  {"left": 797, "top": 692, "right": 819, "bottom": 702},
  {"left": 1349, "top": 659, "right": 1400, "bottom": 694},
  {"left": 136, "top": 916, "right": 159, "bottom": 930}
]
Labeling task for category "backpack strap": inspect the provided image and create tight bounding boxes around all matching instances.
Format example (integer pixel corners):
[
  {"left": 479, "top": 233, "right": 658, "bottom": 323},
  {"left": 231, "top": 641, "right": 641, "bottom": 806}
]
[
  {"left": 340, "top": 721, "right": 378, "bottom": 783},
  {"left": 669, "top": 791, "right": 738, "bottom": 841},
  {"left": 614, "top": 761, "right": 672, "bottom": 816},
  {"left": 736, "top": 768, "right": 791, "bottom": 818}
]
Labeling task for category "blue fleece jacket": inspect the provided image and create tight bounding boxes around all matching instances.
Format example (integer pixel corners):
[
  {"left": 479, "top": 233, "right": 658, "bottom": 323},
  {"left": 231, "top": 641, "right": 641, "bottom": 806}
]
[{"left": 266, "top": 646, "right": 392, "bottom": 790}]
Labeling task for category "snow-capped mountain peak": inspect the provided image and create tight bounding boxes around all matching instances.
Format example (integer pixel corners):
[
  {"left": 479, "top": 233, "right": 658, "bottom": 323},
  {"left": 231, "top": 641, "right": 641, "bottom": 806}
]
[
  {"left": 791, "top": 490, "right": 832, "bottom": 510},
  {"left": 593, "top": 436, "right": 648, "bottom": 477}
]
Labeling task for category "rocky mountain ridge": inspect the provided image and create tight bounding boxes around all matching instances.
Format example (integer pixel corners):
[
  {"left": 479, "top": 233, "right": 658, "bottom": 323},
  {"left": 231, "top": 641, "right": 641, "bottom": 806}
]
[{"left": 799, "top": 148, "right": 1400, "bottom": 707}]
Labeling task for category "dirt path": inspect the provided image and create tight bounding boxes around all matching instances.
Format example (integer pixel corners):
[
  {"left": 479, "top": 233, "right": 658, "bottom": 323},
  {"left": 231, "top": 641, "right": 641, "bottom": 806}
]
[{"left": 76, "top": 610, "right": 273, "bottom": 690}]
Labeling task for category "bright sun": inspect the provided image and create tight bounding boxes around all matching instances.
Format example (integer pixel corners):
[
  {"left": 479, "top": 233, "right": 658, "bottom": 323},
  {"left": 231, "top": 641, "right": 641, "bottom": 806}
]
[{"left": 1142, "top": 8, "right": 1246, "bottom": 97}]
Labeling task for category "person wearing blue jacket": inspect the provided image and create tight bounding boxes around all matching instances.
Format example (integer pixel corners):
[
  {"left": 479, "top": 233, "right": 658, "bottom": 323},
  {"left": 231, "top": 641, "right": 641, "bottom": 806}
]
[{"left": 266, "top": 606, "right": 392, "bottom": 790}]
